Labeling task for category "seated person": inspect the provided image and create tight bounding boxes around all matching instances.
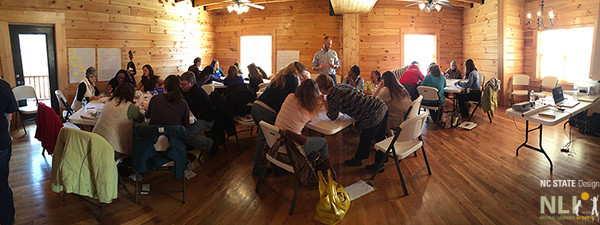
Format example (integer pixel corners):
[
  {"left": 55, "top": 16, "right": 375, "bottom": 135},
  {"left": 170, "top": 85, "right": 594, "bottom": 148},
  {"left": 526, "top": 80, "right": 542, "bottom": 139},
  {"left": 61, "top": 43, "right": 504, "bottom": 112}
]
[
  {"left": 210, "top": 59, "right": 225, "bottom": 80},
  {"left": 363, "top": 70, "right": 381, "bottom": 95},
  {"left": 341, "top": 65, "right": 364, "bottom": 92},
  {"left": 188, "top": 57, "right": 202, "bottom": 80},
  {"left": 374, "top": 71, "right": 411, "bottom": 131},
  {"left": 180, "top": 71, "right": 215, "bottom": 152},
  {"left": 445, "top": 60, "right": 463, "bottom": 79},
  {"left": 247, "top": 63, "right": 264, "bottom": 93},
  {"left": 145, "top": 75, "right": 190, "bottom": 128},
  {"left": 275, "top": 79, "right": 329, "bottom": 169},
  {"left": 138, "top": 64, "right": 163, "bottom": 92},
  {"left": 93, "top": 83, "right": 144, "bottom": 156},
  {"left": 251, "top": 61, "right": 305, "bottom": 177},
  {"left": 223, "top": 65, "right": 244, "bottom": 86},
  {"left": 421, "top": 64, "right": 446, "bottom": 119},
  {"left": 198, "top": 65, "right": 222, "bottom": 84},
  {"left": 391, "top": 61, "right": 418, "bottom": 81},
  {"left": 72, "top": 67, "right": 100, "bottom": 111},
  {"left": 316, "top": 74, "right": 388, "bottom": 169},
  {"left": 106, "top": 69, "right": 134, "bottom": 94},
  {"left": 456, "top": 59, "right": 481, "bottom": 117},
  {"left": 399, "top": 62, "right": 424, "bottom": 101}
]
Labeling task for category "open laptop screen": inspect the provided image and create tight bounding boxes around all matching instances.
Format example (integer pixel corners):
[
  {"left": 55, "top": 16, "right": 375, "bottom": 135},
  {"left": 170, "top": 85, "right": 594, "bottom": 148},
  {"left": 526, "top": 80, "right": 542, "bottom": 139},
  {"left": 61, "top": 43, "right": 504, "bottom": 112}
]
[{"left": 552, "top": 86, "right": 564, "bottom": 104}]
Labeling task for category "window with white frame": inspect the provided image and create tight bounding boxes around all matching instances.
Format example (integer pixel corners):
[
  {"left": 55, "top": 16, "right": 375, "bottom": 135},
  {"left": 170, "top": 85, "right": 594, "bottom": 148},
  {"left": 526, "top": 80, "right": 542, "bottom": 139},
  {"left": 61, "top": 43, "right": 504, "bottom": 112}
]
[
  {"left": 537, "top": 27, "right": 594, "bottom": 83},
  {"left": 404, "top": 34, "right": 436, "bottom": 75},
  {"left": 240, "top": 35, "right": 272, "bottom": 77}
]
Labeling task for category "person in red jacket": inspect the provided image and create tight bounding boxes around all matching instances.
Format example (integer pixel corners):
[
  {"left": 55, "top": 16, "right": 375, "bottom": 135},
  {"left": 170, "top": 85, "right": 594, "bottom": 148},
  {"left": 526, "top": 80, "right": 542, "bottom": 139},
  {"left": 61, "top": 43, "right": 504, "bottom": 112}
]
[{"left": 399, "top": 63, "right": 424, "bottom": 101}]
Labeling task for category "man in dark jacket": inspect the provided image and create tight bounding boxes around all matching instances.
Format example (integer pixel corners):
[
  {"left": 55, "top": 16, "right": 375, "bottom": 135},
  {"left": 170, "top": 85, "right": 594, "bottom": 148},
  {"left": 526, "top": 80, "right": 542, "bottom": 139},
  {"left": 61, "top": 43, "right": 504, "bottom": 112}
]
[
  {"left": 180, "top": 72, "right": 215, "bottom": 152},
  {"left": 1, "top": 78, "right": 16, "bottom": 225}
]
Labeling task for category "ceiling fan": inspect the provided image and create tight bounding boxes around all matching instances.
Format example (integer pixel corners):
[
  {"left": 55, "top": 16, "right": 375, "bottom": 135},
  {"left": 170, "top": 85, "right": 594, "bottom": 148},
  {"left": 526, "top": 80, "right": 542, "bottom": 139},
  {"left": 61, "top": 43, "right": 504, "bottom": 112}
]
[
  {"left": 227, "top": 0, "right": 265, "bottom": 14},
  {"left": 396, "top": 0, "right": 454, "bottom": 12}
]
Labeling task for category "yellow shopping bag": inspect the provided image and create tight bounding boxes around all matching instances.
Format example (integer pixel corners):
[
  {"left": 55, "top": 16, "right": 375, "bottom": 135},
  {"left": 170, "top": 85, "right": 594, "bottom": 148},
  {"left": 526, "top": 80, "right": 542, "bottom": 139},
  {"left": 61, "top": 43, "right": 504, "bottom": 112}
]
[{"left": 314, "top": 169, "right": 351, "bottom": 225}]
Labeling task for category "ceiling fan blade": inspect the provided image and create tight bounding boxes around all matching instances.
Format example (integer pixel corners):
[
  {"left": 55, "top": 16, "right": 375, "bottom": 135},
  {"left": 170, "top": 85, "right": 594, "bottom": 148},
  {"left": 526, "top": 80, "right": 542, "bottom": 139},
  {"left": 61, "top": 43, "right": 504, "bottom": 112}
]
[
  {"left": 244, "top": 2, "right": 265, "bottom": 9},
  {"left": 405, "top": 2, "right": 421, "bottom": 6},
  {"left": 393, "top": 0, "right": 421, "bottom": 2},
  {"left": 437, "top": 2, "right": 455, "bottom": 7}
]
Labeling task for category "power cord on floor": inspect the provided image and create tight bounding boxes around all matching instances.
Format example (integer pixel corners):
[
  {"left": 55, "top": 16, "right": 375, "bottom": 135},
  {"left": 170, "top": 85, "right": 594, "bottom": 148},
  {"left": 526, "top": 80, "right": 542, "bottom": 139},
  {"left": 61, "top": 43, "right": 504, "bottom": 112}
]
[{"left": 512, "top": 116, "right": 525, "bottom": 132}]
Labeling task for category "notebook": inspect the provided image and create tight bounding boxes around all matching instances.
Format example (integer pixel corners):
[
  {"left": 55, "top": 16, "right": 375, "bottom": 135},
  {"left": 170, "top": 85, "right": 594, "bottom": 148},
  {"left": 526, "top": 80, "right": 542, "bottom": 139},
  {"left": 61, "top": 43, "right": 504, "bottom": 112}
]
[{"left": 552, "top": 86, "right": 580, "bottom": 108}]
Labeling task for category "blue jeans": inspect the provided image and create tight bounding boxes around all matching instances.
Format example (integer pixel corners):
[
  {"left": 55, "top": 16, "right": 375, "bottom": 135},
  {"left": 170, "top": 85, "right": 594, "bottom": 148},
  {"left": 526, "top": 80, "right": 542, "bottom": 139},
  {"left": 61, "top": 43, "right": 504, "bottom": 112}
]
[
  {"left": 251, "top": 103, "right": 277, "bottom": 177},
  {"left": 187, "top": 119, "right": 214, "bottom": 151},
  {"left": 0, "top": 145, "right": 14, "bottom": 225},
  {"left": 302, "top": 137, "right": 329, "bottom": 158}
]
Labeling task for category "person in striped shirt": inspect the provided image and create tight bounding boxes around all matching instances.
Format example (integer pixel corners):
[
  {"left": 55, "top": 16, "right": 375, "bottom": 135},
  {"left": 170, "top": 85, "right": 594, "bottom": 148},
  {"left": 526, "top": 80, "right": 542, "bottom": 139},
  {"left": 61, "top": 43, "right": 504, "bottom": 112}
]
[
  {"left": 275, "top": 79, "right": 329, "bottom": 161},
  {"left": 316, "top": 74, "right": 389, "bottom": 167}
]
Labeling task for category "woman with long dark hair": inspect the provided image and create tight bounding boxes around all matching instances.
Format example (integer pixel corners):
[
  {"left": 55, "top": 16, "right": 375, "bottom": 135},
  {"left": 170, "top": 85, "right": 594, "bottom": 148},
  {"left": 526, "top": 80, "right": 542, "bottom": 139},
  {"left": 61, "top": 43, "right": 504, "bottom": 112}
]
[
  {"left": 223, "top": 65, "right": 244, "bottom": 86},
  {"left": 145, "top": 75, "right": 190, "bottom": 127},
  {"left": 375, "top": 71, "right": 411, "bottom": 130},
  {"left": 251, "top": 61, "right": 306, "bottom": 177},
  {"left": 456, "top": 59, "right": 482, "bottom": 117},
  {"left": 106, "top": 69, "right": 133, "bottom": 94},
  {"left": 138, "top": 64, "right": 162, "bottom": 92},
  {"left": 275, "top": 79, "right": 329, "bottom": 165},
  {"left": 93, "top": 83, "right": 144, "bottom": 155}
]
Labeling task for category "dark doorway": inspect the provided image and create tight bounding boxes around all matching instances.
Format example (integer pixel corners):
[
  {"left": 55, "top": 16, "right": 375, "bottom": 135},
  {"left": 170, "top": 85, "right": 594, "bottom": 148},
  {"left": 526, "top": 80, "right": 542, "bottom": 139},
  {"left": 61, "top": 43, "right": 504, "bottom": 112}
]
[{"left": 9, "top": 25, "right": 59, "bottom": 113}]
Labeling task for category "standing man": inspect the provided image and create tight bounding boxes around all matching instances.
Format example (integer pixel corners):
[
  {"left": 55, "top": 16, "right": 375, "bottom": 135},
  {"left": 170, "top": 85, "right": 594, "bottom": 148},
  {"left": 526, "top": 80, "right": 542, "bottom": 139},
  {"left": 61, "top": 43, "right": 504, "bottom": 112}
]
[
  {"left": 1, "top": 78, "right": 16, "bottom": 225},
  {"left": 312, "top": 36, "right": 340, "bottom": 85},
  {"left": 180, "top": 71, "right": 215, "bottom": 152},
  {"left": 188, "top": 57, "right": 203, "bottom": 83}
]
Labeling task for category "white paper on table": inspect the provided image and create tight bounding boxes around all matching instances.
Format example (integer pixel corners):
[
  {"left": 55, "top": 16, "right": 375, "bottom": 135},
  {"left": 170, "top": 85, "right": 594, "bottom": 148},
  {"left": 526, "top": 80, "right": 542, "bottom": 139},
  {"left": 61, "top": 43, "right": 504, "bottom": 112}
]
[{"left": 345, "top": 180, "right": 376, "bottom": 201}]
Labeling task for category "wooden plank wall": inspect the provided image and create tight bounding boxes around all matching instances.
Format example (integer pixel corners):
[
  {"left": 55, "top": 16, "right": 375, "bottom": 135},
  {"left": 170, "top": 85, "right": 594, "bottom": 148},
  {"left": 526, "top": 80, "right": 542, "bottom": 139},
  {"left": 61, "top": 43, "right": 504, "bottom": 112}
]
[
  {"left": 463, "top": 0, "right": 499, "bottom": 80},
  {"left": 211, "top": 0, "right": 342, "bottom": 76},
  {"left": 0, "top": 0, "right": 214, "bottom": 101},
  {"left": 212, "top": 0, "right": 463, "bottom": 79},
  {"left": 523, "top": 0, "right": 599, "bottom": 81},
  {"left": 503, "top": 0, "right": 525, "bottom": 105},
  {"left": 359, "top": 0, "right": 464, "bottom": 74}
]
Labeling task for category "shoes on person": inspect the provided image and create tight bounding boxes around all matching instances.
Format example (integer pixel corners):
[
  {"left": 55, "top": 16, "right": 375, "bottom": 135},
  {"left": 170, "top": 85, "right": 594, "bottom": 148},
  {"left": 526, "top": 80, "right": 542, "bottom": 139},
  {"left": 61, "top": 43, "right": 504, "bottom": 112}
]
[
  {"left": 365, "top": 163, "right": 385, "bottom": 173},
  {"left": 128, "top": 173, "right": 143, "bottom": 182},
  {"left": 344, "top": 158, "right": 362, "bottom": 167}
]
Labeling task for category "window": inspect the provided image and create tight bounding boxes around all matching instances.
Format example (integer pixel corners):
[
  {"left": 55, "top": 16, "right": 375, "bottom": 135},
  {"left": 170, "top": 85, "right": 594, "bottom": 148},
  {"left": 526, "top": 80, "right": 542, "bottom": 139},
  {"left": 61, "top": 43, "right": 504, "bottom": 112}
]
[
  {"left": 240, "top": 35, "right": 272, "bottom": 76},
  {"left": 537, "top": 27, "right": 594, "bottom": 82},
  {"left": 404, "top": 34, "right": 436, "bottom": 75}
]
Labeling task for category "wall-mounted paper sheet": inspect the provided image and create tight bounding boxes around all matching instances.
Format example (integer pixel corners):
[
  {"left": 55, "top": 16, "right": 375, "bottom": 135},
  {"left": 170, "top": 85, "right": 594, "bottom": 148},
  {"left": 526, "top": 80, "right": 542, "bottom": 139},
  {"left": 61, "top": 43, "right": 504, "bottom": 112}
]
[
  {"left": 68, "top": 48, "right": 95, "bottom": 83},
  {"left": 97, "top": 48, "right": 122, "bottom": 82},
  {"left": 276, "top": 50, "right": 299, "bottom": 72}
]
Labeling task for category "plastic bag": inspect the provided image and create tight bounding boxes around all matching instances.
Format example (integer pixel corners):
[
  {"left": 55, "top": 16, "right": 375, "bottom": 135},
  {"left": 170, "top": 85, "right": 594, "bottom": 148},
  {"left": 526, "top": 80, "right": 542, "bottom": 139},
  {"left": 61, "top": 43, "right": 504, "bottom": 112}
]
[{"left": 314, "top": 170, "right": 351, "bottom": 225}]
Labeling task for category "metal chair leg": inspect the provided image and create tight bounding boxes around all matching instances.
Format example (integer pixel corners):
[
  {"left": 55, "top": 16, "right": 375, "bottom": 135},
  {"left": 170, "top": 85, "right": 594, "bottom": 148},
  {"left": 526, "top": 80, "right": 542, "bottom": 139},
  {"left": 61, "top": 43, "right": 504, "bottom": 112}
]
[
  {"left": 393, "top": 156, "right": 409, "bottom": 196},
  {"left": 468, "top": 103, "right": 480, "bottom": 121},
  {"left": 289, "top": 181, "right": 300, "bottom": 215},
  {"left": 98, "top": 203, "right": 104, "bottom": 221},
  {"left": 134, "top": 172, "right": 139, "bottom": 203},
  {"left": 487, "top": 111, "right": 492, "bottom": 123},
  {"left": 19, "top": 112, "right": 27, "bottom": 134},
  {"left": 421, "top": 145, "right": 432, "bottom": 175},
  {"left": 118, "top": 174, "right": 129, "bottom": 194},
  {"left": 182, "top": 177, "right": 186, "bottom": 204}
]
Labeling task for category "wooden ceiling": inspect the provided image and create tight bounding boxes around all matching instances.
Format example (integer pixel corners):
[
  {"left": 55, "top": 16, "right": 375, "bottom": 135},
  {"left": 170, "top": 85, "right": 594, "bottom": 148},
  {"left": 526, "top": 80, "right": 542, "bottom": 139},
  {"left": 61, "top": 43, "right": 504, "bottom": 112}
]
[{"left": 195, "top": 0, "right": 483, "bottom": 12}]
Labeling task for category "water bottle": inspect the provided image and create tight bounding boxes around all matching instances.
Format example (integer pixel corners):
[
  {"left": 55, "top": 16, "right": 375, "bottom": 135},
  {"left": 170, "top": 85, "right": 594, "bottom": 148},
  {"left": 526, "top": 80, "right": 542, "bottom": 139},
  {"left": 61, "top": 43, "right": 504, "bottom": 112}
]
[
  {"left": 82, "top": 98, "right": 87, "bottom": 107},
  {"left": 573, "top": 86, "right": 578, "bottom": 98},
  {"left": 529, "top": 90, "right": 535, "bottom": 103}
]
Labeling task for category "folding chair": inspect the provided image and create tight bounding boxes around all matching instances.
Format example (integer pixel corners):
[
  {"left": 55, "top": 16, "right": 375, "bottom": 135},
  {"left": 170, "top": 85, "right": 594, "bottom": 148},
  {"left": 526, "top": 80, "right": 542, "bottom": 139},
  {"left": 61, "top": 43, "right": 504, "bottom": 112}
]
[
  {"left": 55, "top": 90, "right": 74, "bottom": 121},
  {"left": 510, "top": 74, "right": 530, "bottom": 105},
  {"left": 467, "top": 73, "right": 485, "bottom": 121},
  {"left": 255, "top": 121, "right": 316, "bottom": 215},
  {"left": 536, "top": 76, "right": 558, "bottom": 98},
  {"left": 370, "top": 113, "right": 431, "bottom": 196},
  {"left": 417, "top": 86, "right": 443, "bottom": 129},
  {"left": 12, "top": 85, "right": 38, "bottom": 134},
  {"left": 132, "top": 125, "right": 188, "bottom": 204}
]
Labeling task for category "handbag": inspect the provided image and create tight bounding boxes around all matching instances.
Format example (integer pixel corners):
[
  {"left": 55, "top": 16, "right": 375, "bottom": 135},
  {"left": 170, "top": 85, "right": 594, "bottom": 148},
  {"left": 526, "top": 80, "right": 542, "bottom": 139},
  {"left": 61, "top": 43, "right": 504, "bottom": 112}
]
[{"left": 314, "top": 170, "right": 351, "bottom": 225}]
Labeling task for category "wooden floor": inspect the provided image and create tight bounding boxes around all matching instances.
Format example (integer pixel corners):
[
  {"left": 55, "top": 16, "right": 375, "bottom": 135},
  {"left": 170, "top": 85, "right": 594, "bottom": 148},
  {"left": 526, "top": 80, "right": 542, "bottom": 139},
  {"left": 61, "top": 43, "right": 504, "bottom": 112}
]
[{"left": 8, "top": 106, "right": 600, "bottom": 224}]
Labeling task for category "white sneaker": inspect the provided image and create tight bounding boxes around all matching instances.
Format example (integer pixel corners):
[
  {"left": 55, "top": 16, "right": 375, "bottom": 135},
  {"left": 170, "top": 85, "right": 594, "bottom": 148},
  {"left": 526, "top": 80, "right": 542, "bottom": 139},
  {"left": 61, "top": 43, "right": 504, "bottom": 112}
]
[{"left": 128, "top": 173, "right": 143, "bottom": 182}]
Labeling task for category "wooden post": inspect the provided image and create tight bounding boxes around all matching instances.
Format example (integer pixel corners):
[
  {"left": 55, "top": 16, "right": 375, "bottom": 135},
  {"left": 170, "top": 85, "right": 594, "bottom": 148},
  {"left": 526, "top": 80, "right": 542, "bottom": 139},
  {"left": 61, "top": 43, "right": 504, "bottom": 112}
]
[{"left": 342, "top": 14, "right": 359, "bottom": 78}]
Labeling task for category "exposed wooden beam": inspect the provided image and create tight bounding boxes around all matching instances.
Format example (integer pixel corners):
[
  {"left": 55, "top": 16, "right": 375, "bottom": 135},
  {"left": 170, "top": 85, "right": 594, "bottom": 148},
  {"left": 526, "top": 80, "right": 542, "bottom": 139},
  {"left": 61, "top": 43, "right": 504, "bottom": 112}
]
[
  {"left": 445, "top": 0, "right": 473, "bottom": 8},
  {"left": 194, "top": 0, "right": 229, "bottom": 7},
  {"left": 454, "top": 0, "right": 483, "bottom": 5},
  {"left": 203, "top": 0, "right": 294, "bottom": 11}
]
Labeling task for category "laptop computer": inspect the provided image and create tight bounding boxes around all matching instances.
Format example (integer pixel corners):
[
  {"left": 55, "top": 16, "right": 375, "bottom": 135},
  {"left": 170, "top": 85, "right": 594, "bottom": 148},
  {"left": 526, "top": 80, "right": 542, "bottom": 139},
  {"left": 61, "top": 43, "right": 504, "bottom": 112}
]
[{"left": 552, "top": 86, "right": 580, "bottom": 108}]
